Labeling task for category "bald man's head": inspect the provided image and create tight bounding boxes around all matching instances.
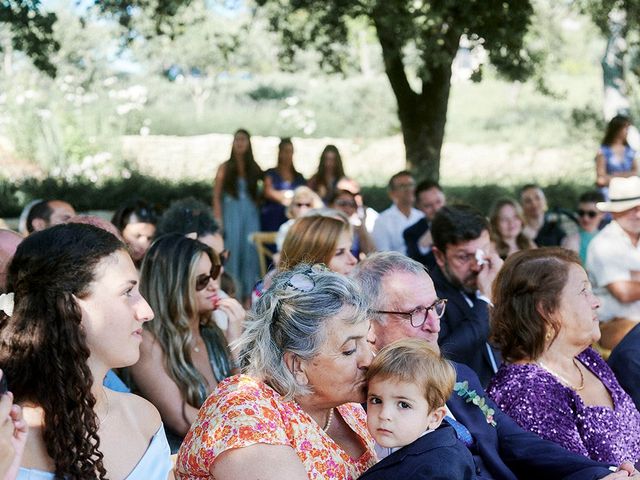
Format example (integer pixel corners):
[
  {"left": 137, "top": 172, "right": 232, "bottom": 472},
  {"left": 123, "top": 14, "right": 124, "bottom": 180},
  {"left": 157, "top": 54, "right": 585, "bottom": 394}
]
[{"left": 0, "top": 229, "right": 23, "bottom": 292}]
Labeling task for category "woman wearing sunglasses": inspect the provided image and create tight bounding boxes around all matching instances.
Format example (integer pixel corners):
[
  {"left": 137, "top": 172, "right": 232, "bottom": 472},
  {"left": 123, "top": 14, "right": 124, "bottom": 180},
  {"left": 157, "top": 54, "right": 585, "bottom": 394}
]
[
  {"left": 130, "top": 234, "right": 244, "bottom": 453},
  {"left": 275, "top": 186, "right": 323, "bottom": 253},
  {"left": 562, "top": 191, "right": 606, "bottom": 265}
]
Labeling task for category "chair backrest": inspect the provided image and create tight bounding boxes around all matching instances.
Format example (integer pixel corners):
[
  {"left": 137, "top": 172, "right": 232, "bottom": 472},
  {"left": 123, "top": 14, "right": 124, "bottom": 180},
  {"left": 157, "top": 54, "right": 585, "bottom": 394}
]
[{"left": 251, "top": 231, "right": 278, "bottom": 277}]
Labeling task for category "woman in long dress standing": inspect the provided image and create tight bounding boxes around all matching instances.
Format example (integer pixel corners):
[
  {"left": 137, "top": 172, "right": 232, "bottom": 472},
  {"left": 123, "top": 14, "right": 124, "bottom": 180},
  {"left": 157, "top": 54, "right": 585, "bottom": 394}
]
[{"left": 213, "top": 129, "right": 263, "bottom": 307}]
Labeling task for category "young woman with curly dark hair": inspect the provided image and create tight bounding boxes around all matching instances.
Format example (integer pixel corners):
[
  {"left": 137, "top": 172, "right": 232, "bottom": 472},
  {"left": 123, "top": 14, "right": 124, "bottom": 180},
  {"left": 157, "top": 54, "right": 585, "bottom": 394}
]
[{"left": 0, "top": 223, "right": 172, "bottom": 479}]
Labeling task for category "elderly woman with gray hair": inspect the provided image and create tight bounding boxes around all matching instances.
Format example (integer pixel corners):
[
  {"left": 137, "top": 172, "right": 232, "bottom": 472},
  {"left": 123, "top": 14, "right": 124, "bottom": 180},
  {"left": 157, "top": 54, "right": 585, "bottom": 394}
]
[{"left": 175, "top": 264, "right": 377, "bottom": 479}]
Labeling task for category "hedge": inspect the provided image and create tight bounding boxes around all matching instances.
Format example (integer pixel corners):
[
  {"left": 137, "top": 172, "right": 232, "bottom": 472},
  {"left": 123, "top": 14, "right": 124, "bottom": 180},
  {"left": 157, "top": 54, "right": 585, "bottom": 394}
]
[{"left": 0, "top": 174, "right": 594, "bottom": 219}]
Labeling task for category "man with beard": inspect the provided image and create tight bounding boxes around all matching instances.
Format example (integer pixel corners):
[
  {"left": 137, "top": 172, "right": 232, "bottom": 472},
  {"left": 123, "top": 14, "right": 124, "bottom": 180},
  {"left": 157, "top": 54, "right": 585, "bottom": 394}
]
[{"left": 431, "top": 205, "right": 502, "bottom": 387}]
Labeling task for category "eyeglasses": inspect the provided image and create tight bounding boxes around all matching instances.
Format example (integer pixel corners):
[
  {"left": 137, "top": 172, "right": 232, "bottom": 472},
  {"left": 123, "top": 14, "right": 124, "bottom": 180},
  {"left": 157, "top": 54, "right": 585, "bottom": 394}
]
[
  {"left": 577, "top": 209, "right": 598, "bottom": 218},
  {"left": 335, "top": 199, "right": 357, "bottom": 208},
  {"left": 294, "top": 202, "right": 312, "bottom": 208},
  {"left": 195, "top": 265, "right": 222, "bottom": 291},
  {"left": 219, "top": 249, "right": 230, "bottom": 266},
  {"left": 374, "top": 298, "right": 448, "bottom": 328}
]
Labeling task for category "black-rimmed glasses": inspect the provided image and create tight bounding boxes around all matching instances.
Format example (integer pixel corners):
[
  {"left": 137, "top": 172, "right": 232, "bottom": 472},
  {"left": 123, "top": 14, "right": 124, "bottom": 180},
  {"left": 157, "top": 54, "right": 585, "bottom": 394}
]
[
  {"left": 577, "top": 209, "right": 598, "bottom": 218},
  {"left": 374, "top": 298, "right": 448, "bottom": 328}
]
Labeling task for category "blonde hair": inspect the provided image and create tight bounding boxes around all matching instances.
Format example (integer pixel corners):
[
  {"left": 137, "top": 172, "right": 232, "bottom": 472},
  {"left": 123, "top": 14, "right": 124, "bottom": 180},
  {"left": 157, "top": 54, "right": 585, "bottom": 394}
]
[
  {"left": 366, "top": 338, "right": 455, "bottom": 409},
  {"left": 280, "top": 212, "right": 350, "bottom": 271},
  {"left": 489, "top": 198, "right": 531, "bottom": 259},
  {"left": 286, "top": 186, "right": 323, "bottom": 219}
]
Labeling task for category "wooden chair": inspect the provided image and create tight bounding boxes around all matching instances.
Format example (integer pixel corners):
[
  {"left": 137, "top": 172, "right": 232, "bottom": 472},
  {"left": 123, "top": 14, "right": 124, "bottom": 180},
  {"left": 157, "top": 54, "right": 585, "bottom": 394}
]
[{"left": 251, "top": 231, "right": 278, "bottom": 277}]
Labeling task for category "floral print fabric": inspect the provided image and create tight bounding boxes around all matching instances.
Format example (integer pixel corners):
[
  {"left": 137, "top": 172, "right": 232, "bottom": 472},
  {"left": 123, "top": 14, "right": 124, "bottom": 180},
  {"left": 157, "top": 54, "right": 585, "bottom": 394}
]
[{"left": 176, "top": 375, "right": 377, "bottom": 479}]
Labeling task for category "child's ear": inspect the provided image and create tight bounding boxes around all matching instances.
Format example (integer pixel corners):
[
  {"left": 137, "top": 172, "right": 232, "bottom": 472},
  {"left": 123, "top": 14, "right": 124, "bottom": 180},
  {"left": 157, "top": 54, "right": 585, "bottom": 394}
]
[{"left": 427, "top": 405, "right": 447, "bottom": 431}]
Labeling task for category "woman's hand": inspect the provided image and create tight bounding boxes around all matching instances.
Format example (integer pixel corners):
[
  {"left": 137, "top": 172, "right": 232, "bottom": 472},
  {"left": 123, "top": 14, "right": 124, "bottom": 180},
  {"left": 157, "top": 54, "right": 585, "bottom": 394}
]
[
  {"left": 600, "top": 462, "right": 640, "bottom": 478},
  {"left": 0, "top": 388, "right": 28, "bottom": 480},
  {"left": 217, "top": 298, "right": 246, "bottom": 346}
]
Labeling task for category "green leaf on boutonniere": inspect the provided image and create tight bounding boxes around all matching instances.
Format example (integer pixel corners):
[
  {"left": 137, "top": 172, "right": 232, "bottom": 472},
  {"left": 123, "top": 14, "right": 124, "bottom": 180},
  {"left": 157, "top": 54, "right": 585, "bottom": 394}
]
[{"left": 453, "top": 381, "right": 497, "bottom": 428}]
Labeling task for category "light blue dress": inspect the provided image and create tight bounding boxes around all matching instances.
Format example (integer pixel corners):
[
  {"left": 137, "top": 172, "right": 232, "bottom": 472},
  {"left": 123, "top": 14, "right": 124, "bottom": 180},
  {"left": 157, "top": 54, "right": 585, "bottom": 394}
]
[
  {"left": 223, "top": 178, "right": 261, "bottom": 299},
  {"left": 17, "top": 424, "right": 172, "bottom": 479},
  {"left": 599, "top": 144, "right": 636, "bottom": 200}
]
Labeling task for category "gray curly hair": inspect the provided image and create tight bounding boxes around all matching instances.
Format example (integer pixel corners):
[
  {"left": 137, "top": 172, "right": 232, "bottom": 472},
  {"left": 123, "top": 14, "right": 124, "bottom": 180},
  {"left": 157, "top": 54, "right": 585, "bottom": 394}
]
[{"left": 236, "top": 264, "right": 369, "bottom": 400}]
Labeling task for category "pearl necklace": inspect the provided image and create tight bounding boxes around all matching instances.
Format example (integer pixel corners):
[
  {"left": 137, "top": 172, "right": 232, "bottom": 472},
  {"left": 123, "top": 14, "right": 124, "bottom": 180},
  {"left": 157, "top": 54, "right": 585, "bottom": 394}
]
[
  {"left": 323, "top": 408, "right": 334, "bottom": 432},
  {"left": 538, "top": 358, "right": 585, "bottom": 391}
]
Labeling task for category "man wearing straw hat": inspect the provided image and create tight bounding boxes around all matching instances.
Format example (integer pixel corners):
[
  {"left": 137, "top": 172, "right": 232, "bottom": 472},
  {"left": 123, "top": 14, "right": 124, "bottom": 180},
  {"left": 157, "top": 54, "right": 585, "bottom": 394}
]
[{"left": 586, "top": 176, "right": 640, "bottom": 350}]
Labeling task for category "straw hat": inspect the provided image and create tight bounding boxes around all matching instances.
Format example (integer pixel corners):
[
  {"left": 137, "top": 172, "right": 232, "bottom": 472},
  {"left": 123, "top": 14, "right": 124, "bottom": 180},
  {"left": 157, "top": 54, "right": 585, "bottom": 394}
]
[{"left": 597, "top": 177, "right": 640, "bottom": 213}]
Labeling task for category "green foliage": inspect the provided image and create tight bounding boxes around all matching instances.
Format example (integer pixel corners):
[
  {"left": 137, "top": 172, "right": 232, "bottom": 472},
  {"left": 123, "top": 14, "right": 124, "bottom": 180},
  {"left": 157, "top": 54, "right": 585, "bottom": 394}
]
[
  {"left": 0, "top": 1, "right": 59, "bottom": 76},
  {"left": 360, "top": 181, "right": 589, "bottom": 215},
  {"left": 0, "top": 172, "right": 591, "bottom": 219},
  {"left": 0, "top": 173, "right": 212, "bottom": 218}
]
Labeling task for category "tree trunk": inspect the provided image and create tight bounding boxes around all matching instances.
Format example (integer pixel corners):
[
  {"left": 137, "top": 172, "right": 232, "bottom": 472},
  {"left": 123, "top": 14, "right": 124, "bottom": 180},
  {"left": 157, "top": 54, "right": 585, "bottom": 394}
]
[
  {"left": 402, "top": 64, "right": 453, "bottom": 181},
  {"left": 373, "top": 13, "right": 456, "bottom": 182}
]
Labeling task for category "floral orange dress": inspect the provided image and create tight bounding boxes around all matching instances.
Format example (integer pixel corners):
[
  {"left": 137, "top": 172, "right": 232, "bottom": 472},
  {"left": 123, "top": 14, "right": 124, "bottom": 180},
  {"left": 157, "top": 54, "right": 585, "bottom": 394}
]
[{"left": 176, "top": 374, "right": 377, "bottom": 479}]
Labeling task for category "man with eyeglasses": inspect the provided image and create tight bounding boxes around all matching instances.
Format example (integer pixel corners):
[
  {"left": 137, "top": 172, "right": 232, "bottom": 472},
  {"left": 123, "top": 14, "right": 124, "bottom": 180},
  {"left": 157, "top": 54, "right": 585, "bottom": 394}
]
[
  {"left": 372, "top": 171, "right": 423, "bottom": 254},
  {"left": 353, "top": 252, "right": 639, "bottom": 480},
  {"left": 430, "top": 205, "right": 502, "bottom": 387}
]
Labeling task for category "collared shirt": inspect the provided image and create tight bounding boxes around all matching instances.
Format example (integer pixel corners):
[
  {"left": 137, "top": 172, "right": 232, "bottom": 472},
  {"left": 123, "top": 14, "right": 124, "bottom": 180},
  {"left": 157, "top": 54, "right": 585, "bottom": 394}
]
[
  {"left": 586, "top": 220, "right": 640, "bottom": 322},
  {"left": 375, "top": 425, "right": 436, "bottom": 459},
  {"left": 461, "top": 291, "right": 499, "bottom": 375},
  {"left": 372, "top": 204, "right": 424, "bottom": 254}
]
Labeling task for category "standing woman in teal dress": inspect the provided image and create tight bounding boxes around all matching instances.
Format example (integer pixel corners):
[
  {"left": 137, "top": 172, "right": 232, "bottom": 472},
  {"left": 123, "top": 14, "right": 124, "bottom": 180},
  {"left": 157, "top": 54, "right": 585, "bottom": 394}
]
[{"left": 213, "top": 129, "right": 263, "bottom": 306}]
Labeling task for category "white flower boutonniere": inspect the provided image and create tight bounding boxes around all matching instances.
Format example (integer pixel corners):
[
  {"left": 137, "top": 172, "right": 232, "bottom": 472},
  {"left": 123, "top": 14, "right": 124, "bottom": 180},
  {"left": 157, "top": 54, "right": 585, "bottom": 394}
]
[{"left": 0, "top": 292, "right": 14, "bottom": 317}]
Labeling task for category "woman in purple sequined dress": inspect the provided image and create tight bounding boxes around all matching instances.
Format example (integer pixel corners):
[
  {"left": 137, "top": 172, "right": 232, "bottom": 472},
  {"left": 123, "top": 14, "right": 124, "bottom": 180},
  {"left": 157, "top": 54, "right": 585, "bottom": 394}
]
[{"left": 487, "top": 247, "right": 640, "bottom": 468}]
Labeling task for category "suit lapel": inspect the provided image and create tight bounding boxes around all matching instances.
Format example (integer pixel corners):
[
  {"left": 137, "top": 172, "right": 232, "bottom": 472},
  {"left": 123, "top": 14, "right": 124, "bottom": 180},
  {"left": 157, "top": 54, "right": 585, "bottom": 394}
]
[{"left": 364, "top": 427, "right": 457, "bottom": 475}]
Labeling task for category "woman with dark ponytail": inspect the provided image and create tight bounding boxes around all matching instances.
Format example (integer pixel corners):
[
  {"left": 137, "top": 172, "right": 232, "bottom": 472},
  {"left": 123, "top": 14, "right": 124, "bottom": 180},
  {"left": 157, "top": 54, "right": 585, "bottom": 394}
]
[{"left": 0, "top": 223, "right": 172, "bottom": 479}]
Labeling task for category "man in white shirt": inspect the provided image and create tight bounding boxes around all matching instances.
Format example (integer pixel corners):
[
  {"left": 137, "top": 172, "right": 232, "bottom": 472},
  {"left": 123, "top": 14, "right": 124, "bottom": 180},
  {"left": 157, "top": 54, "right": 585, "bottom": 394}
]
[
  {"left": 586, "top": 177, "right": 640, "bottom": 350},
  {"left": 372, "top": 171, "right": 423, "bottom": 254}
]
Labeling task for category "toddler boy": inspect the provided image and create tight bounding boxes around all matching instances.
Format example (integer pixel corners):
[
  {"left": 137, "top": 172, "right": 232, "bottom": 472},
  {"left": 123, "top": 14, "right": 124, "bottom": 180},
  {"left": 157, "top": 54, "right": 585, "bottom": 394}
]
[{"left": 360, "top": 338, "right": 477, "bottom": 479}]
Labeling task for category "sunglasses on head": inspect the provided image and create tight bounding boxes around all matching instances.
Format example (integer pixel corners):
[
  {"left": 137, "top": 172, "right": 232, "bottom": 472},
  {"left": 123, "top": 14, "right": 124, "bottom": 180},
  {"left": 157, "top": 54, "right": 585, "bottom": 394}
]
[
  {"left": 195, "top": 265, "right": 222, "bottom": 291},
  {"left": 577, "top": 209, "right": 598, "bottom": 218}
]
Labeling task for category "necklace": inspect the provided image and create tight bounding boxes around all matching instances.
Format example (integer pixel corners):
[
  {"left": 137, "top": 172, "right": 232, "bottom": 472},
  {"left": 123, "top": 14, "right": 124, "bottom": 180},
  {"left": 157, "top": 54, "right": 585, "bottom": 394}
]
[
  {"left": 323, "top": 408, "right": 334, "bottom": 432},
  {"left": 538, "top": 358, "right": 585, "bottom": 391},
  {"left": 97, "top": 389, "right": 110, "bottom": 425}
]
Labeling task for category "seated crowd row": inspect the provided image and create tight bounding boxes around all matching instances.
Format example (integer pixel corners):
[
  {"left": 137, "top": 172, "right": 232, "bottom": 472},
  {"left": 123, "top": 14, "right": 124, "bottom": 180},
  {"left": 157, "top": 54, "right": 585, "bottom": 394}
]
[{"left": 0, "top": 142, "right": 640, "bottom": 478}]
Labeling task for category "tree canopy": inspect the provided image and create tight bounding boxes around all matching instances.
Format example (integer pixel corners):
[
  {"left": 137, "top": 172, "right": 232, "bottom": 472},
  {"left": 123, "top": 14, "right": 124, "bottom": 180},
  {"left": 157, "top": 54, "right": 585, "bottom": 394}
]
[{"left": 251, "top": 0, "right": 538, "bottom": 178}]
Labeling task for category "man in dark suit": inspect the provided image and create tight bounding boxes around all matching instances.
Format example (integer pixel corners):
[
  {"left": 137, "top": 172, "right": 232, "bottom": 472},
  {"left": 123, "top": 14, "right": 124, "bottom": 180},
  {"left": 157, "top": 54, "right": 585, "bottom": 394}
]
[
  {"left": 354, "top": 251, "right": 638, "bottom": 480},
  {"left": 403, "top": 180, "right": 446, "bottom": 270},
  {"left": 608, "top": 323, "right": 640, "bottom": 410},
  {"left": 430, "top": 205, "right": 502, "bottom": 386}
]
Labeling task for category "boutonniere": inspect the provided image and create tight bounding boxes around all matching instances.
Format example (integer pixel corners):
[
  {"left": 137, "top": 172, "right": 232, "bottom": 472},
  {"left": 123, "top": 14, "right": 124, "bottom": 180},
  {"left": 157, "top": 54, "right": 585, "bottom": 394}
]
[
  {"left": 454, "top": 380, "right": 497, "bottom": 427},
  {"left": 0, "top": 292, "right": 14, "bottom": 317}
]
